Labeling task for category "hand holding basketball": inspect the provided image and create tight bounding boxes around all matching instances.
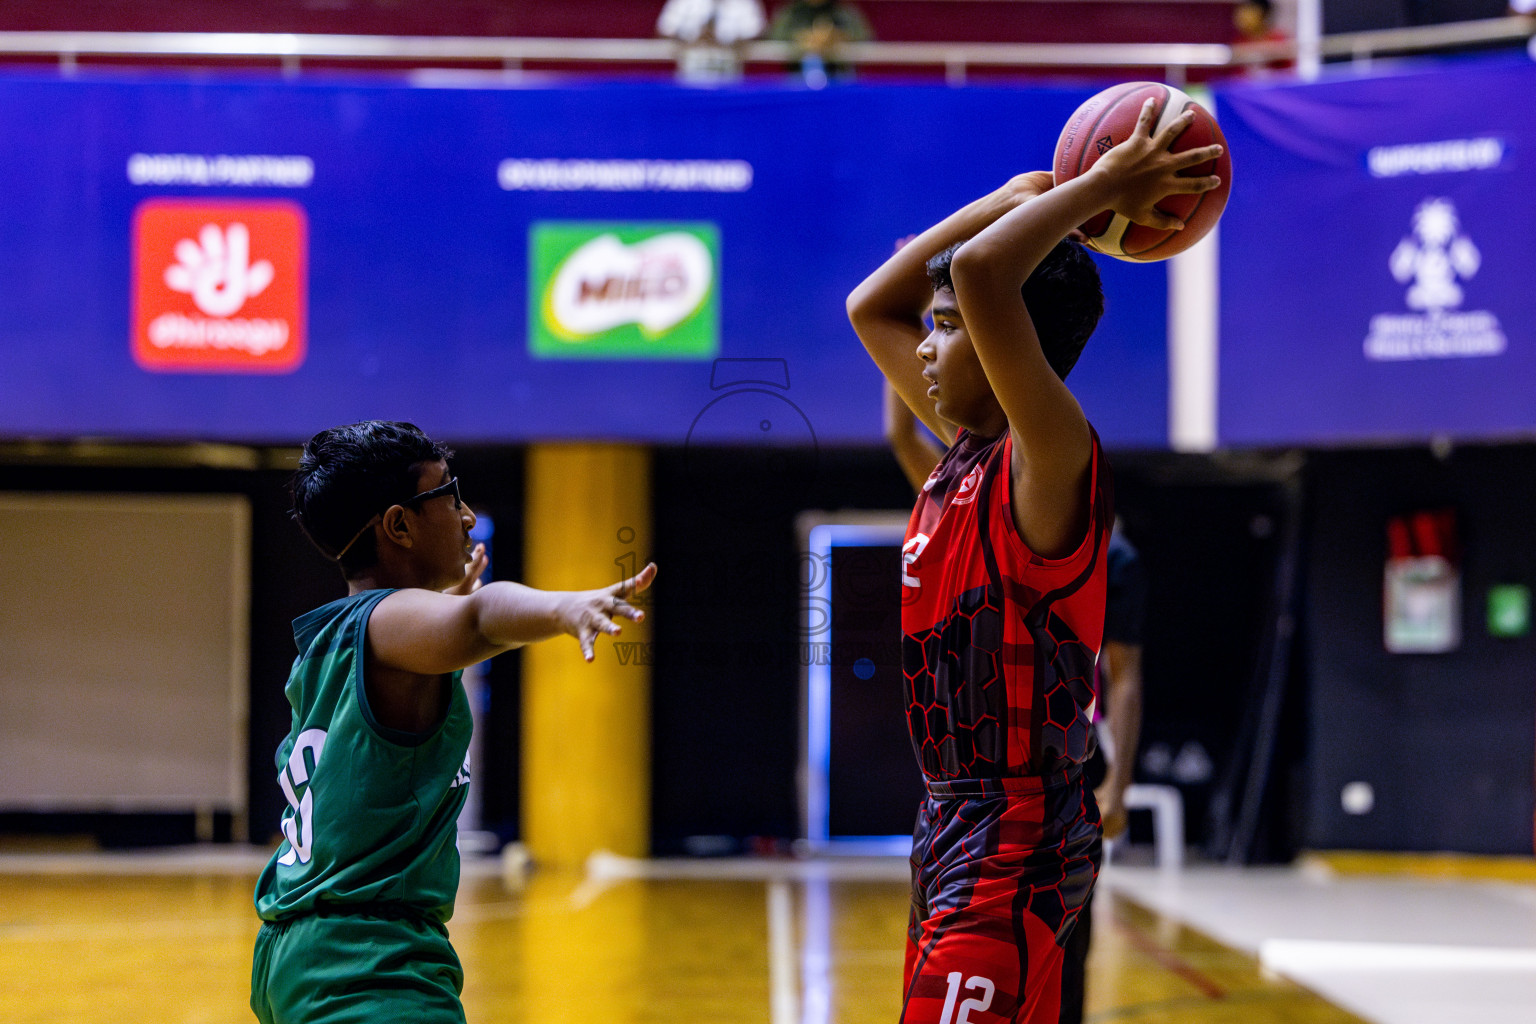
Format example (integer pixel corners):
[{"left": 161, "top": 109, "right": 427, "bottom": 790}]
[
  {"left": 1053, "top": 82, "right": 1234, "bottom": 261},
  {"left": 1091, "top": 100, "right": 1224, "bottom": 231}
]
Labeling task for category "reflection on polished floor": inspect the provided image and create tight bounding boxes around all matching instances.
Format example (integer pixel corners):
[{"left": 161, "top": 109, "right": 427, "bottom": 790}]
[{"left": 0, "top": 848, "right": 1391, "bottom": 1024}]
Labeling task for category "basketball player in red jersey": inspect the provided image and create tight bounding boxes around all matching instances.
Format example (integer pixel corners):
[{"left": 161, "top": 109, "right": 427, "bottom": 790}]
[{"left": 845, "top": 100, "right": 1221, "bottom": 1023}]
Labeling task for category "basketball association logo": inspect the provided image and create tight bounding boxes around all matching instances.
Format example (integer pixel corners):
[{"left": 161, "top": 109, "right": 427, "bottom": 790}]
[{"left": 1363, "top": 197, "right": 1505, "bottom": 361}]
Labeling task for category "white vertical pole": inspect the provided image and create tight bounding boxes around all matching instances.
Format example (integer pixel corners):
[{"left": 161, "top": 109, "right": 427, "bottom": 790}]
[
  {"left": 1168, "top": 225, "right": 1220, "bottom": 453},
  {"left": 1296, "top": 0, "right": 1323, "bottom": 80}
]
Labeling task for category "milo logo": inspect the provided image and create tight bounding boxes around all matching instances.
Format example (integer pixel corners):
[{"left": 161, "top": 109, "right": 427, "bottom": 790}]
[{"left": 530, "top": 222, "right": 719, "bottom": 360}]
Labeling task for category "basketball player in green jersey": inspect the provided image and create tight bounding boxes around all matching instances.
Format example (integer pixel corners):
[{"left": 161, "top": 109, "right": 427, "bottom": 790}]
[{"left": 252, "top": 420, "right": 655, "bottom": 1024}]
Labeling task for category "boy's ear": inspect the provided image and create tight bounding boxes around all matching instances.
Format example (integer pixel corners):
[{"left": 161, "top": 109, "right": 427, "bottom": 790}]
[{"left": 380, "top": 505, "right": 414, "bottom": 549}]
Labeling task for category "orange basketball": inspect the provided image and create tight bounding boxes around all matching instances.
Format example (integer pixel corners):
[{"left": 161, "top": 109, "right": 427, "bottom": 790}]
[{"left": 1052, "top": 81, "right": 1232, "bottom": 262}]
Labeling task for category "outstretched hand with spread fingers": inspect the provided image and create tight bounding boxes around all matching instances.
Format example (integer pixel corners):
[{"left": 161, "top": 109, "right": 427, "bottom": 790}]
[{"left": 556, "top": 562, "right": 658, "bottom": 662}]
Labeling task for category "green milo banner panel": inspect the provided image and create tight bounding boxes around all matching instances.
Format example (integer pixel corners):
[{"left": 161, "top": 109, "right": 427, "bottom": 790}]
[{"left": 529, "top": 222, "right": 719, "bottom": 360}]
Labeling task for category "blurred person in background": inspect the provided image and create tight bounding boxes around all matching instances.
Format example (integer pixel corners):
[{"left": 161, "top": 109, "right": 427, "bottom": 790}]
[
  {"left": 1232, "top": 0, "right": 1294, "bottom": 76},
  {"left": 657, "top": 0, "right": 766, "bottom": 82},
  {"left": 769, "top": 0, "right": 872, "bottom": 85}
]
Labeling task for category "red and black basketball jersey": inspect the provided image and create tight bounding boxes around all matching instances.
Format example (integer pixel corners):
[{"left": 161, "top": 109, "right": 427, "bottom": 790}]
[{"left": 901, "top": 427, "right": 1113, "bottom": 782}]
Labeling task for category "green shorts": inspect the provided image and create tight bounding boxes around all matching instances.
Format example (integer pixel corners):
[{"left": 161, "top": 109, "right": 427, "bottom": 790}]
[{"left": 251, "top": 909, "right": 465, "bottom": 1024}]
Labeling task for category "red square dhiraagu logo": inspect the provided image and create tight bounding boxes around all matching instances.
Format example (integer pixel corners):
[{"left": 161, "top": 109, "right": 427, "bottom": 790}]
[{"left": 132, "top": 199, "right": 307, "bottom": 373}]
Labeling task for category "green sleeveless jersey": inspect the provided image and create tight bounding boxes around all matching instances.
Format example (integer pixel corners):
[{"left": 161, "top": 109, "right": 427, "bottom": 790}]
[{"left": 254, "top": 589, "right": 472, "bottom": 924}]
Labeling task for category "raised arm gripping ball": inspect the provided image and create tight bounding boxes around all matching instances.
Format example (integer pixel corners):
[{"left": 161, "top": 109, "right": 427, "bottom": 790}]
[{"left": 1053, "top": 81, "right": 1232, "bottom": 262}]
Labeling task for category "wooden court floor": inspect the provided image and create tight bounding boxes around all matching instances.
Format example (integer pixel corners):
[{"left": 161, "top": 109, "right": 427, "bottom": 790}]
[{"left": 0, "top": 858, "right": 1368, "bottom": 1024}]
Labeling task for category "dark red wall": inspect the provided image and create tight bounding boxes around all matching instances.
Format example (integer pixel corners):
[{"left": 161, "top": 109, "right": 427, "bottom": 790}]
[{"left": 0, "top": 1, "right": 1241, "bottom": 44}]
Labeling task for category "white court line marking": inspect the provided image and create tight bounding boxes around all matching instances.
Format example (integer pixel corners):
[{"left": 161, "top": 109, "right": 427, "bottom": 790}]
[
  {"left": 800, "top": 876, "right": 832, "bottom": 1024},
  {"left": 1261, "top": 939, "right": 1536, "bottom": 973},
  {"left": 586, "top": 850, "right": 907, "bottom": 883},
  {"left": 0, "top": 848, "right": 271, "bottom": 875},
  {"left": 568, "top": 872, "right": 623, "bottom": 911},
  {"left": 768, "top": 880, "right": 799, "bottom": 1024},
  {"left": 0, "top": 916, "right": 257, "bottom": 943}
]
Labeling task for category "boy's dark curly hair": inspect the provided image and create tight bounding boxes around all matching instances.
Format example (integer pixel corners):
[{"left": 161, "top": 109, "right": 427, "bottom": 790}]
[
  {"left": 290, "top": 421, "right": 453, "bottom": 576},
  {"left": 926, "top": 238, "right": 1104, "bottom": 381}
]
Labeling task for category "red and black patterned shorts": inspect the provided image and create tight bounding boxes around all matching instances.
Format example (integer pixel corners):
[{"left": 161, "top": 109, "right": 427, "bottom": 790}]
[{"left": 902, "top": 772, "right": 1100, "bottom": 1024}]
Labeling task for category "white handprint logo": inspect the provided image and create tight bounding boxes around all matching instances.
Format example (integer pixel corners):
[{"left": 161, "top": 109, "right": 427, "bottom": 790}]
[{"left": 164, "top": 223, "right": 274, "bottom": 317}]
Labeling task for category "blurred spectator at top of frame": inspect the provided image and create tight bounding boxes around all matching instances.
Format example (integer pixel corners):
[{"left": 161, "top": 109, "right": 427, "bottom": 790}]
[
  {"left": 1231, "top": 0, "right": 1293, "bottom": 77},
  {"left": 657, "top": 0, "right": 767, "bottom": 83},
  {"left": 769, "top": 0, "right": 873, "bottom": 87}
]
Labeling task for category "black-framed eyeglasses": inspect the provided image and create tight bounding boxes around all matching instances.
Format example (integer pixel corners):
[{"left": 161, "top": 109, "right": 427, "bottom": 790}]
[
  {"left": 329, "top": 476, "right": 463, "bottom": 562},
  {"left": 401, "top": 476, "right": 462, "bottom": 512}
]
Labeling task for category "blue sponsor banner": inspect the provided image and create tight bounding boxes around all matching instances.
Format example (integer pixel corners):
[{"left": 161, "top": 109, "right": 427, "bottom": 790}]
[
  {"left": 1215, "top": 56, "right": 1536, "bottom": 446},
  {"left": 0, "top": 74, "right": 1167, "bottom": 446}
]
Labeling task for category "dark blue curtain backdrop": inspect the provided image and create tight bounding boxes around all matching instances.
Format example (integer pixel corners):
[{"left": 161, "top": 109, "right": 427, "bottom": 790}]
[{"left": 0, "top": 74, "right": 1169, "bottom": 447}]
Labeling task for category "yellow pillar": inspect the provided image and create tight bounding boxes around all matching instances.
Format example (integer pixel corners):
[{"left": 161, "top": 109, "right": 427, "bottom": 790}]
[{"left": 522, "top": 443, "right": 651, "bottom": 869}]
